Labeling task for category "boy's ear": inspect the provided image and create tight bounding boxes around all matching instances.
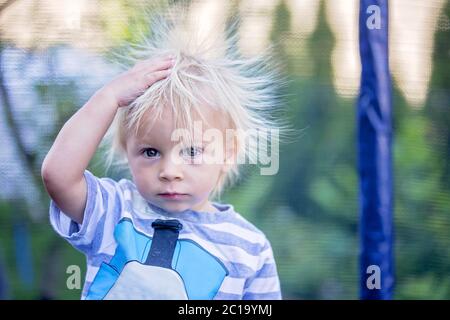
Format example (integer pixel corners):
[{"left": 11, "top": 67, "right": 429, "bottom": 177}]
[
  {"left": 222, "top": 133, "right": 238, "bottom": 170},
  {"left": 218, "top": 133, "right": 238, "bottom": 189},
  {"left": 220, "top": 162, "right": 232, "bottom": 175}
]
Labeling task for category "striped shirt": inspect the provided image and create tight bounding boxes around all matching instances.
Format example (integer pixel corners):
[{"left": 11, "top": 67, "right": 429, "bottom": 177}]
[{"left": 49, "top": 170, "right": 282, "bottom": 300}]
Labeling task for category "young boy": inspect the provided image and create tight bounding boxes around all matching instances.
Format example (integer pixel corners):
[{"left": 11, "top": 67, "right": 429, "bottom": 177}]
[{"left": 41, "top": 10, "right": 283, "bottom": 300}]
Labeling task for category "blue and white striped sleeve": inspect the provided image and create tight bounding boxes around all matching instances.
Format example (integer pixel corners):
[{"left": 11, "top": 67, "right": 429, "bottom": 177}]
[
  {"left": 242, "top": 240, "right": 282, "bottom": 300},
  {"left": 49, "top": 170, "right": 125, "bottom": 256}
]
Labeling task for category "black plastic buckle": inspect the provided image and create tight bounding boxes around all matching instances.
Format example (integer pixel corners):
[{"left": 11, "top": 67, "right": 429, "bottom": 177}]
[{"left": 151, "top": 219, "right": 183, "bottom": 231}]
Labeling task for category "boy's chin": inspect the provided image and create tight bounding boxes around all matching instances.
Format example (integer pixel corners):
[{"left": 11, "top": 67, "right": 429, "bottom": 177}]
[{"left": 151, "top": 200, "right": 193, "bottom": 214}]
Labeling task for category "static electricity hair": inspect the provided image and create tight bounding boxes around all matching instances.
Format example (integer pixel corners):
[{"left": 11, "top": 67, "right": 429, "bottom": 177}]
[{"left": 103, "top": 3, "right": 288, "bottom": 199}]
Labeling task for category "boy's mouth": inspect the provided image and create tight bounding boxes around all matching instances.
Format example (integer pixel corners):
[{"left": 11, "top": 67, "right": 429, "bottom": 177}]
[{"left": 157, "top": 192, "right": 188, "bottom": 200}]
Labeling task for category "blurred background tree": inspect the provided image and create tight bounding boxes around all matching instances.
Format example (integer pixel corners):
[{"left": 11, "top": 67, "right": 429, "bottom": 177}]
[{"left": 0, "top": 0, "right": 448, "bottom": 299}]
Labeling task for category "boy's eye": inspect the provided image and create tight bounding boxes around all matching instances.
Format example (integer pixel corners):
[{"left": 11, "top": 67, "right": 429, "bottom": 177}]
[
  {"left": 180, "top": 146, "right": 203, "bottom": 158},
  {"left": 143, "top": 148, "right": 160, "bottom": 158}
]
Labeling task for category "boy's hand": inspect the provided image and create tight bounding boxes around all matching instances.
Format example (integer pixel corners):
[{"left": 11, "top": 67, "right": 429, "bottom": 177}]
[{"left": 103, "top": 55, "right": 175, "bottom": 108}]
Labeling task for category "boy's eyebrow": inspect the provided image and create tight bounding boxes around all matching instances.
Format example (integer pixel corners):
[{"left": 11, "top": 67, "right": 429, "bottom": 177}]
[
  {"left": 133, "top": 138, "right": 152, "bottom": 145},
  {"left": 133, "top": 137, "right": 158, "bottom": 148},
  {"left": 136, "top": 139, "right": 206, "bottom": 149},
  {"left": 134, "top": 133, "right": 158, "bottom": 143},
  {"left": 136, "top": 137, "right": 153, "bottom": 144},
  {"left": 134, "top": 134, "right": 208, "bottom": 147}
]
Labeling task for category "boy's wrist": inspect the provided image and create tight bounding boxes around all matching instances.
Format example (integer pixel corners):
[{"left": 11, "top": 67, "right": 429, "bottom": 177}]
[{"left": 92, "top": 86, "right": 120, "bottom": 110}]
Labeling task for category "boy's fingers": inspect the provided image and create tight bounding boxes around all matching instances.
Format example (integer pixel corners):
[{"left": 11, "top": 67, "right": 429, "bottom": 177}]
[
  {"left": 145, "top": 69, "right": 172, "bottom": 86},
  {"left": 138, "top": 56, "right": 175, "bottom": 72}
]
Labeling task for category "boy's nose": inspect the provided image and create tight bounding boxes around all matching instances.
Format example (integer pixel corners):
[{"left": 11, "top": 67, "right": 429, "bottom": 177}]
[{"left": 158, "top": 158, "right": 183, "bottom": 182}]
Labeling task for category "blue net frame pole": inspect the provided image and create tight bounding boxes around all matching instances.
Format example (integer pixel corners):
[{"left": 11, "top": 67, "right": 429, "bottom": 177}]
[{"left": 357, "top": 0, "right": 395, "bottom": 299}]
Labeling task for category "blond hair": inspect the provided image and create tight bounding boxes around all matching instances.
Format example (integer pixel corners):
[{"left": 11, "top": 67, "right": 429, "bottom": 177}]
[{"left": 103, "top": 3, "right": 288, "bottom": 199}]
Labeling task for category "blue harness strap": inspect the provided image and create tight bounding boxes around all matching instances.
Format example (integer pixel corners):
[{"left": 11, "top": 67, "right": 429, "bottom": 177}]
[{"left": 145, "top": 219, "right": 183, "bottom": 268}]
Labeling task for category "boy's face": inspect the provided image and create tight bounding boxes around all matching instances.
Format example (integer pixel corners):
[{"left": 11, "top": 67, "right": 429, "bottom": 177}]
[{"left": 125, "top": 107, "right": 232, "bottom": 213}]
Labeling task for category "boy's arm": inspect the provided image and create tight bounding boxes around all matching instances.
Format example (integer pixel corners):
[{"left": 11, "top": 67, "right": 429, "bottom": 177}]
[
  {"left": 41, "top": 88, "right": 118, "bottom": 225},
  {"left": 243, "top": 239, "right": 282, "bottom": 299},
  {"left": 41, "top": 55, "right": 174, "bottom": 225}
]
